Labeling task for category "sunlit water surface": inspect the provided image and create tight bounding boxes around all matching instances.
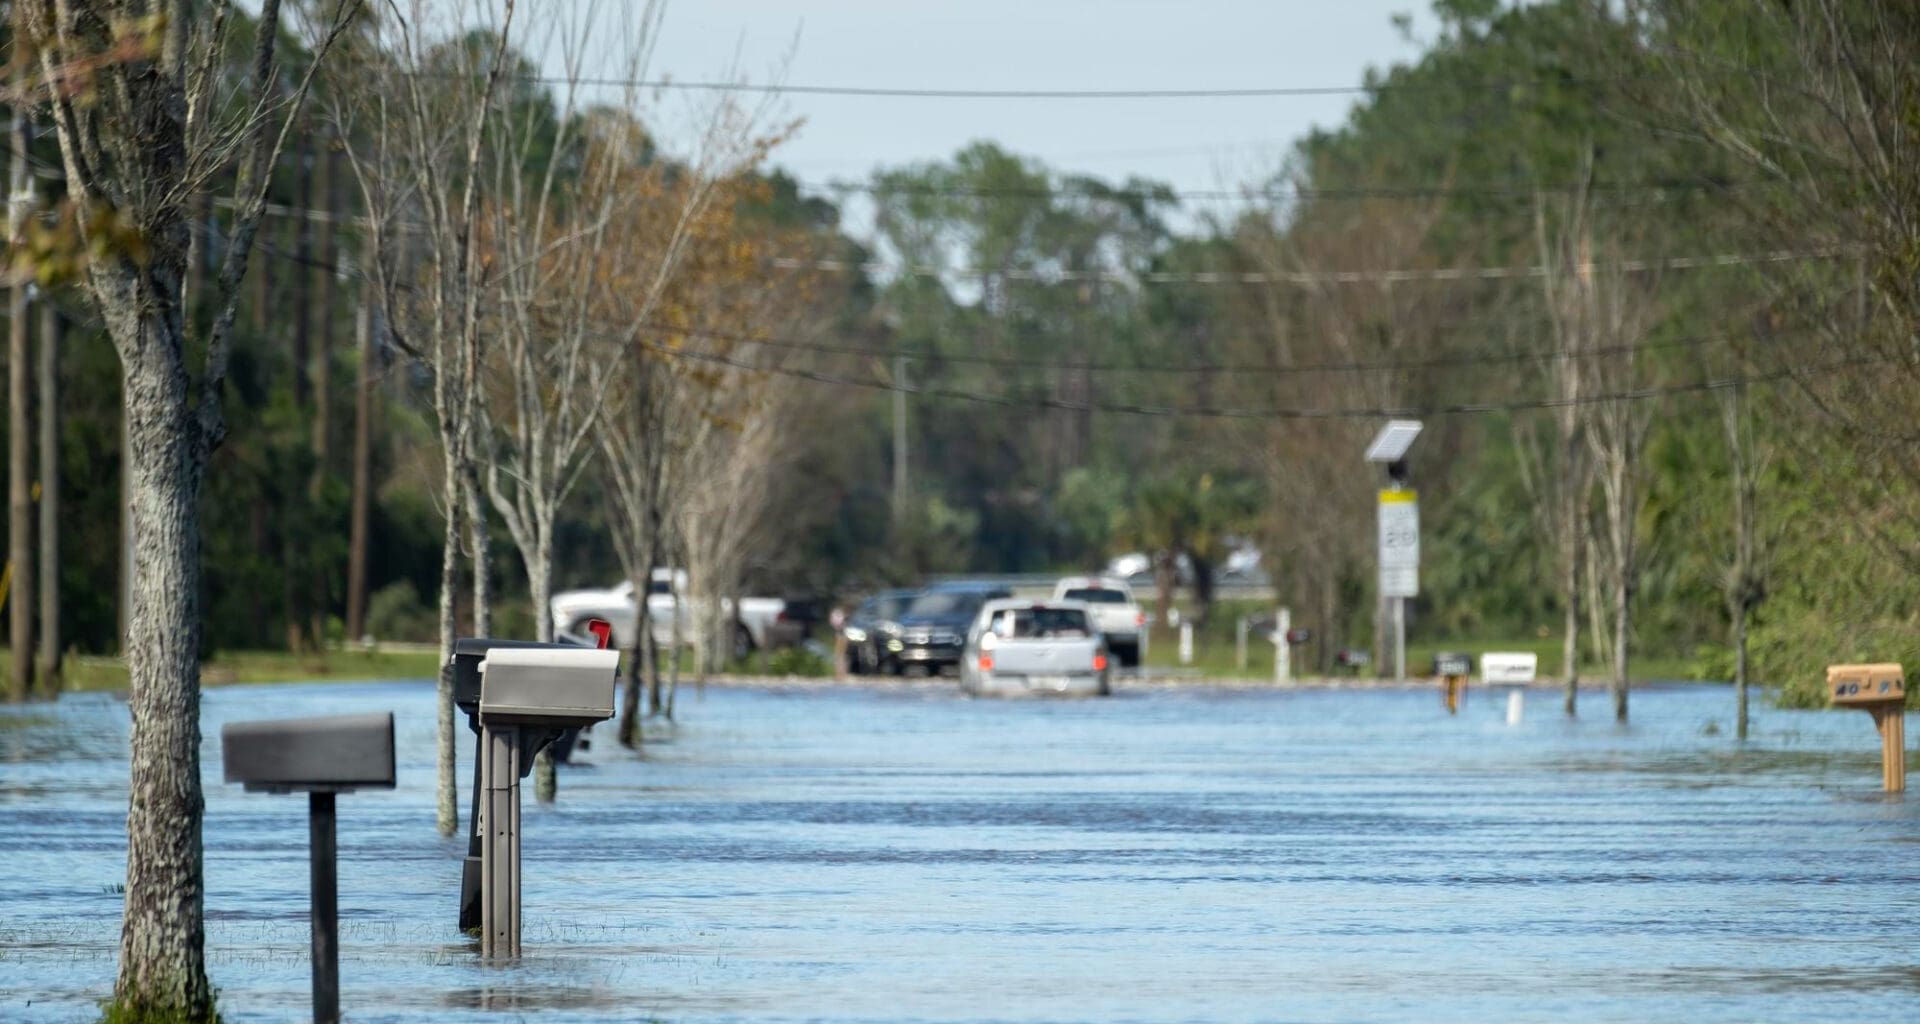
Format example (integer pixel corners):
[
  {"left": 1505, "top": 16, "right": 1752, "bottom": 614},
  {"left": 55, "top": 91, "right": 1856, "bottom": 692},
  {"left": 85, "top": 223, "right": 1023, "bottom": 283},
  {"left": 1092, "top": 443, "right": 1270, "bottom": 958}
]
[{"left": 2, "top": 680, "right": 1917, "bottom": 1023}]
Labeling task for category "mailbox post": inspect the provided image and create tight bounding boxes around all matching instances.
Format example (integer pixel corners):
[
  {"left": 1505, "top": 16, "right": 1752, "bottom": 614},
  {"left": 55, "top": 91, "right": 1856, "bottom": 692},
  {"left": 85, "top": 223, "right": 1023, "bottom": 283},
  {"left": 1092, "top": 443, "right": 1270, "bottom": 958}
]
[
  {"left": 1482, "top": 652, "right": 1537, "bottom": 725},
  {"left": 1434, "top": 652, "right": 1473, "bottom": 715},
  {"left": 222, "top": 712, "right": 396, "bottom": 1024},
  {"left": 450, "top": 624, "right": 611, "bottom": 935},
  {"left": 1827, "top": 663, "right": 1907, "bottom": 793},
  {"left": 470, "top": 644, "right": 617, "bottom": 957}
]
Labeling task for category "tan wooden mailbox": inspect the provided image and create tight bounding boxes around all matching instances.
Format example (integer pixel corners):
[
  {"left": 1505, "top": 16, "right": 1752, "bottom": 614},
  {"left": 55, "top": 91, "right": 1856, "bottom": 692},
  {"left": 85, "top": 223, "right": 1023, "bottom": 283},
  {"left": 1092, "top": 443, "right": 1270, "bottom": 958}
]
[{"left": 1826, "top": 663, "right": 1906, "bottom": 793}]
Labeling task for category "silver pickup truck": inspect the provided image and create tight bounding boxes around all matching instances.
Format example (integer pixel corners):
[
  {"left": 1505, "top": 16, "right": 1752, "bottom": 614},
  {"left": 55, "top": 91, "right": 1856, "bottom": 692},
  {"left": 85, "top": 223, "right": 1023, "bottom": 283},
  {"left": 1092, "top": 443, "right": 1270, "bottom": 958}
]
[
  {"left": 1052, "top": 576, "right": 1146, "bottom": 666},
  {"left": 960, "top": 599, "right": 1111, "bottom": 698}
]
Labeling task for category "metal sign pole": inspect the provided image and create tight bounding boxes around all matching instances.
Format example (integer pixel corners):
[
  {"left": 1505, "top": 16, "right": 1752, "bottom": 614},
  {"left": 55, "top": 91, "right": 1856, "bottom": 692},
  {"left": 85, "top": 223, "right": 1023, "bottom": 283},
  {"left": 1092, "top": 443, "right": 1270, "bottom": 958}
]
[
  {"left": 1394, "top": 598, "right": 1406, "bottom": 682},
  {"left": 309, "top": 792, "right": 339, "bottom": 1024}
]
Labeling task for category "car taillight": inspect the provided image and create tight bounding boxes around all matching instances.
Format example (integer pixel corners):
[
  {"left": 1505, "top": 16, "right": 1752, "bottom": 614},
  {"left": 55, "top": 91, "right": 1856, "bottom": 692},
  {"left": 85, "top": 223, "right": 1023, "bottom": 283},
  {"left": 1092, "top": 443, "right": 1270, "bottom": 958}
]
[
  {"left": 1093, "top": 652, "right": 1108, "bottom": 672},
  {"left": 979, "top": 655, "right": 994, "bottom": 672},
  {"left": 1135, "top": 612, "right": 1146, "bottom": 627}
]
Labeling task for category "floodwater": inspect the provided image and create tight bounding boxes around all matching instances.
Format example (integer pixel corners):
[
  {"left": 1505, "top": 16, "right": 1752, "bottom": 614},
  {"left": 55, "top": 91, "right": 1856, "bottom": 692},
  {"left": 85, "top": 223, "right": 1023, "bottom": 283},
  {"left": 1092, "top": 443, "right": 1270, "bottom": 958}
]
[{"left": 2, "top": 679, "right": 1917, "bottom": 1023}]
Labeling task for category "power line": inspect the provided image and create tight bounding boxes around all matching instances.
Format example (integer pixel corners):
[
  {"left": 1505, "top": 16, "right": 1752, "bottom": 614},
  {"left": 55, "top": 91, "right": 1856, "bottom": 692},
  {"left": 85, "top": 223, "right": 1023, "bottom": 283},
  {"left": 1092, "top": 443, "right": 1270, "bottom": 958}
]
[
  {"left": 632, "top": 332, "right": 1874, "bottom": 421},
  {"left": 5, "top": 139, "right": 1828, "bottom": 290},
  {"left": 615, "top": 317, "right": 1775, "bottom": 378},
  {"left": 767, "top": 247, "right": 1841, "bottom": 286},
  {"left": 803, "top": 176, "right": 1767, "bottom": 206},
  {"left": 462, "top": 70, "right": 1666, "bottom": 101},
  {"left": 243, "top": 239, "right": 1786, "bottom": 380}
]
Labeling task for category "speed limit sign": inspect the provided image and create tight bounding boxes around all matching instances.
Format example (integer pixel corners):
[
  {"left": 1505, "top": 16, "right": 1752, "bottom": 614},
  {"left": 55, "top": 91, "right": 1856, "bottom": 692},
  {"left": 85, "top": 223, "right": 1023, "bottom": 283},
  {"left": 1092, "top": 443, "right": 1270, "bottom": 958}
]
[{"left": 1378, "top": 489, "right": 1419, "bottom": 598}]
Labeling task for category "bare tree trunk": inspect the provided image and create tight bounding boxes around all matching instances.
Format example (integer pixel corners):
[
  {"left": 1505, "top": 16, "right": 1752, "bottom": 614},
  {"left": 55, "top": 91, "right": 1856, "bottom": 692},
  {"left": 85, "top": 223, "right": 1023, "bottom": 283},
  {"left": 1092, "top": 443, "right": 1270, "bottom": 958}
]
[
  {"left": 118, "top": 377, "right": 213, "bottom": 1021},
  {"left": 1734, "top": 606, "right": 1750, "bottom": 739},
  {"left": 465, "top": 464, "right": 492, "bottom": 636},
  {"left": 37, "top": 302, "right": 59, "bottom": 685},
  {"left": 1561, "top": 504, "right": 1581, "bottom": 716},
  {"left": 27, "top": 1, "right": 356, "bottom": 1016},
  {"left": 1611, "top": 554, "right": 1630, "bottom": 722},
  {"left": 9, "top": 88, "right": 33, "bottom": 702},
  {"left": 530, "top": 529, "right": 556, "bottom": 802},
  {"left": 434, "top": 446, "right": 462, "bottom": 836},
  {"left": 344, "top": 295, "right": 374, "bottom": 641}
]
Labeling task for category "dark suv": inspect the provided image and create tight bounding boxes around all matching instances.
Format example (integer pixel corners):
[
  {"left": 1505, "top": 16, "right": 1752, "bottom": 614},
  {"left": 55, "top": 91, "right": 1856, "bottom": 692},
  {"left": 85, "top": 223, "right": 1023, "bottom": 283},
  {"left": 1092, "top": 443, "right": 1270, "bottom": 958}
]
[
  {"left": 843, "top": 588, "right": 920, "bottom": 675},
  {"left": 888, "top": 582, "right": 1013, "bottom": 675}
]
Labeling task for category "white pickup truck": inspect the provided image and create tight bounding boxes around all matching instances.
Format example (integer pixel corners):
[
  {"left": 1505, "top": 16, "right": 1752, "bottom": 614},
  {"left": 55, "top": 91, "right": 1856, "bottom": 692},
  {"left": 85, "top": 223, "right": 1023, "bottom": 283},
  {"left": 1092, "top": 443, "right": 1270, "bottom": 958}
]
[
  {"left": 549, "top": 569, "right": 791, "bottom": 657},
  {"left": 1052, "top": 576, "right": 1147, "bottom": 666},
  {"left": 960, "top": 599, "right": 1111, "bottom": 697}
]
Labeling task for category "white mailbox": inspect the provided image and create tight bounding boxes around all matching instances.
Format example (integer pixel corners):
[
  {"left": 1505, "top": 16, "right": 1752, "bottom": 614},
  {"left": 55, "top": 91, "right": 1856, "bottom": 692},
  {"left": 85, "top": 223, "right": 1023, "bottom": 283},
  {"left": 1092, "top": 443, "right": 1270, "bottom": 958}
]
[
  {"left": 1480, "top": 652, "right": 1538, "bottom": 687},
  {"left": 478, "top": 647, "right": 618, "bottom": 727},
  {"left": 1481, "top": 651, "right": 1537, "bottom": 726}
]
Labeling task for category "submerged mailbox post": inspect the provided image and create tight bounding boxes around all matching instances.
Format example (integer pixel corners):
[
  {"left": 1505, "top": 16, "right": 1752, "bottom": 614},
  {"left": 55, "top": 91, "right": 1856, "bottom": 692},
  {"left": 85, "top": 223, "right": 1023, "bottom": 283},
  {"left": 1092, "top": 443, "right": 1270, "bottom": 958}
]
[
  {"left": 451, "top": 622, "right": 613, "bottom": 934},
  {"left": 473, "top": 644, "right": 618, "bottom": 957},
  {"left": 1481, "top": 652, "right": 1537, "bottom": 725},
  {"left": 1827, "top": 663, "right": 1907, "bottom": 793},
  {"left": 222, "top": 712, "right": 396, "bottom": 1024},
  {"left": 1434, "top": 652, "right": 1472, "bottom": 715}
]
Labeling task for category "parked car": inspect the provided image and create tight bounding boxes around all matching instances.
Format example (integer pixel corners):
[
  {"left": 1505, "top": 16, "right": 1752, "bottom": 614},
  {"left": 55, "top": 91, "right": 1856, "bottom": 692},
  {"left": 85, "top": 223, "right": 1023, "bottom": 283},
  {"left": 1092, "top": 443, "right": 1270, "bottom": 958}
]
[
  {"left": 886, "top": 581, "right": 1012, "bottom": 674},
  {"left": 549, "top": 569, "right": 792, "bottom": 658},
  {"left": 960, "top": 599, "right": 1111, "bottom": 697},
  {"left": 841, "top": 588, "right": 920, "bottom": 675},
  {"left": 1052, "top": 575, "right": 1147, "bottom": 667}
]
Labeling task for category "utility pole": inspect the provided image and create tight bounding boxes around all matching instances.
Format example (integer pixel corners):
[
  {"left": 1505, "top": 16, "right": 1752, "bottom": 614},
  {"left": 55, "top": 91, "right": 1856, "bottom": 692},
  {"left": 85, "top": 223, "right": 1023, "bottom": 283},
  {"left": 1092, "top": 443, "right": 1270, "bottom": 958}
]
[
  {"left": 37, "top": 303, "right": 59, "bottom": 685},
  {"left": 891, "top": 354, "right": 908, "bottom": 521},
  {"left": 345, "top": 295, "right": 374, "bottom": 643},
  {"left": 310, "top": 142, "right": 338, "bottom": 649},
  {"left": 9, "top": 63, "right": 35, "bottom": 701}
]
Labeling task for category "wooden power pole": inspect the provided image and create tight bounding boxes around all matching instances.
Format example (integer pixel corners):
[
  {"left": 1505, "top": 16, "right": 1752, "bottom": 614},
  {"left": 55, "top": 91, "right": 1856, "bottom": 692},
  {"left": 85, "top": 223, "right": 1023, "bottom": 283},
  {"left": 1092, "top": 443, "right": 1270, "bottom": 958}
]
[
  {"left": 37, "top": 303, "right": 59, "bottom": 684},
  {"left": 8, "top": 67, "right": 34, "bottom": 701}
]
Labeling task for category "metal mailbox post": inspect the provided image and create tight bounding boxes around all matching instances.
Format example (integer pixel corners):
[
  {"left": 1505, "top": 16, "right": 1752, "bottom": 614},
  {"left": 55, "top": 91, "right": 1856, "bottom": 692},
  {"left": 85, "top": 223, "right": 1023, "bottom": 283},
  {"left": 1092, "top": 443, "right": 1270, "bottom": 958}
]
[
  {"left": 450, "top": 623, "right": 611, "bottom": 934},
  {"left": 1481, "top": 652, "right": 1537, "bottom": 725},
  {"left": 1827, "top": 663, "right": 1907, "bottom": 793},
  {"left": 222, "top": 712, "right": 396, "bottom": 1024},
  {"left": 471, "top": 644, "right": 618, "bottom": 958}
]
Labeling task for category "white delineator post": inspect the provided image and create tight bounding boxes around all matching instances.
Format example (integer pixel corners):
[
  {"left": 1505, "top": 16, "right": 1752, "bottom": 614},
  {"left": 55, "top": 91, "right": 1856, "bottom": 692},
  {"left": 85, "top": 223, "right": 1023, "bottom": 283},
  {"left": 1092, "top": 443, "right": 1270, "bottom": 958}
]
[
  {"left": 1178, "top": 622, "right": 1194, "bottom": 665},
  {"left": 1275, "top": 607, "right": 1291, "bottom": 685}
]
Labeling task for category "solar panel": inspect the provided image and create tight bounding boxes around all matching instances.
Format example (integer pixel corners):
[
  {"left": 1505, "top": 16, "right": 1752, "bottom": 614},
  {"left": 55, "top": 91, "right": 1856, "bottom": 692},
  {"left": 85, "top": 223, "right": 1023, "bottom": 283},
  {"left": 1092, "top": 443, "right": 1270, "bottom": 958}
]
[{"left": 1364, "top": 420, "right": 1424, "bottom": 462}]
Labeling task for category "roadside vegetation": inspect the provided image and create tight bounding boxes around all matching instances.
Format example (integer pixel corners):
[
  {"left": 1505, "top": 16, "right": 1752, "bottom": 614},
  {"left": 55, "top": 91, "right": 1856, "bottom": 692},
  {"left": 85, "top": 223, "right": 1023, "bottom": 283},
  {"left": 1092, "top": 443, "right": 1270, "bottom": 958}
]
[{"left": 5, "top": 2, "right": 1917, "bottom": 1017}]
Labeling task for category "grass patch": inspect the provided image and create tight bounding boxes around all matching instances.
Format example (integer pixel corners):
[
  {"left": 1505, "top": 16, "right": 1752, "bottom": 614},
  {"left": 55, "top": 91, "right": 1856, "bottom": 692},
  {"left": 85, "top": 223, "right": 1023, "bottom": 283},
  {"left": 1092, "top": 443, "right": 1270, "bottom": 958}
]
[
  {"left": 1133, "top": 599, "right": 1699, "bottom": 682},
  {"left": 0, "top": 647, "right": 442, "bottom": 695}
]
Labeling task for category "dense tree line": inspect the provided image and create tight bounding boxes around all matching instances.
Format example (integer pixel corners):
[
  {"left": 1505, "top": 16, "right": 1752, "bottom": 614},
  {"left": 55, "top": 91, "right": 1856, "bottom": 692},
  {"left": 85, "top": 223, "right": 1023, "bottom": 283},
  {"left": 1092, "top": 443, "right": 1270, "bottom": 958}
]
[{"left": 6, "top": 0, "right": 1916, "bottom": 713}]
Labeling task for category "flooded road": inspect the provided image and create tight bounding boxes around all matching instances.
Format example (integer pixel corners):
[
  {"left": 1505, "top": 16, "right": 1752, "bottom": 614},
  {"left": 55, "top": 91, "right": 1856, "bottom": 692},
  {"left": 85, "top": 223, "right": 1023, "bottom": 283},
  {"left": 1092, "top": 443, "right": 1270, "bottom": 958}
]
[{"left": 3, "top": 680, "right": 1917, "bottom": 1022}]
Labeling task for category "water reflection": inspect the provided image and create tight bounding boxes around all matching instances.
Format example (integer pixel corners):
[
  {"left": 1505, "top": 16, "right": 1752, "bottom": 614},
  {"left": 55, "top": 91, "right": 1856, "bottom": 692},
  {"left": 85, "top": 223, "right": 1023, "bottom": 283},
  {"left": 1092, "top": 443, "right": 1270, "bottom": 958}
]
[{"left": 2, "top": 681, "right": 1917, "bottom": 1022}]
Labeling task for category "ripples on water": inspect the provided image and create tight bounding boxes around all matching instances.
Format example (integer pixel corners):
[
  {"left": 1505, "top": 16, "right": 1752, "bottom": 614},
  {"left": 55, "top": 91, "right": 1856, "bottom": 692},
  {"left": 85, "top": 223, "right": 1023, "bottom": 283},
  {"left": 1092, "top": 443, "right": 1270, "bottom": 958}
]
[{"left": 2, "top": 681, "right": 1916, "bottom": 1022}]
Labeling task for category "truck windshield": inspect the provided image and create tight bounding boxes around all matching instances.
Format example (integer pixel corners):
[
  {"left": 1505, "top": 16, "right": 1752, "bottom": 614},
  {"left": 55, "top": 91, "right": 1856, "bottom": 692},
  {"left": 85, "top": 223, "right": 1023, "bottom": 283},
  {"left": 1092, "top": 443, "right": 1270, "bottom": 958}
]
[
  {"left": 1062, "top": 588, "right": 1127, "bottom": 604},
  {"left": 989, "top": 607, "right": 1092, "bottom": 639}
]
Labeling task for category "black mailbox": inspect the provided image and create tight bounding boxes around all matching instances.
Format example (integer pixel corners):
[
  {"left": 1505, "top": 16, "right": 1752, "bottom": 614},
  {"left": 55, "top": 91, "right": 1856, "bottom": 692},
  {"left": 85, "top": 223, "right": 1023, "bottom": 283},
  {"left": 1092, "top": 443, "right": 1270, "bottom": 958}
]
[
  {"left": 223, "top": 712, "right": 396, "bottom": 793},
  {"left": 221, "top": 711, "right": 395, "bottom": 1024},
  {"left": 1433, "top": 652, "right": 1473, "bottom": 677}
]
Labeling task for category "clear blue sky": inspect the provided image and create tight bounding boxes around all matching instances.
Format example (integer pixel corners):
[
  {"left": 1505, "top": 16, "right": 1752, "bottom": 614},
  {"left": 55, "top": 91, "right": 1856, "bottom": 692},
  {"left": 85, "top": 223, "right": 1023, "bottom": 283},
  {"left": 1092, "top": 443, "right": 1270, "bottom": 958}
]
[{"left": 546, "top": 1, "right": 1437, "bottom": 203}]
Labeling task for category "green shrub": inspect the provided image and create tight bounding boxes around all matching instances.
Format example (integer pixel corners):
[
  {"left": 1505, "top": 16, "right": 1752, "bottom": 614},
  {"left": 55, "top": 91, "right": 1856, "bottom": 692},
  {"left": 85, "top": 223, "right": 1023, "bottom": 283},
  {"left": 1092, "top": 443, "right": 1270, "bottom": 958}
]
[
  {"left": 732, "top": 645, "right": 833, "bottom": 678},
  {"left": 365, "top": 581, "right": 435, "bottom": 644}
]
